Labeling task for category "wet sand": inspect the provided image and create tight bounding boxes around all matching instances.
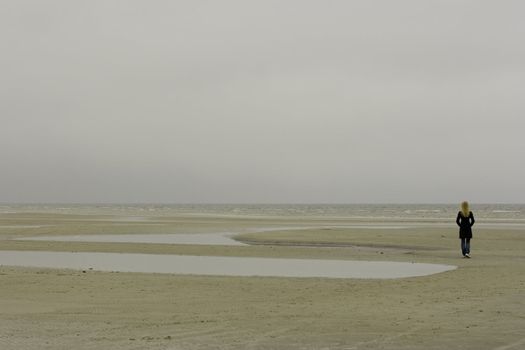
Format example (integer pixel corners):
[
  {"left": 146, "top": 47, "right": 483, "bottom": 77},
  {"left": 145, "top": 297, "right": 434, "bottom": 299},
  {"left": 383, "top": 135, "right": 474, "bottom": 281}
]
[{"left": 1, "top": 212, "right": 525, "bottom": 349}]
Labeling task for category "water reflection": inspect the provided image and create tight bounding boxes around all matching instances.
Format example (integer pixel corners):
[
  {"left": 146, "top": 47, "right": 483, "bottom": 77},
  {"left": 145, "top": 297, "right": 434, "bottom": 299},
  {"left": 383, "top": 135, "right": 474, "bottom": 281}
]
[
  {"left": 0, "top": 251, "right": 456, "bottom": 279},
  {"left": 18, "top": 233, "right": 246, "bottom": 246},
  {"left": 15, "top": 225, "right": 415, "bottom": 247}
]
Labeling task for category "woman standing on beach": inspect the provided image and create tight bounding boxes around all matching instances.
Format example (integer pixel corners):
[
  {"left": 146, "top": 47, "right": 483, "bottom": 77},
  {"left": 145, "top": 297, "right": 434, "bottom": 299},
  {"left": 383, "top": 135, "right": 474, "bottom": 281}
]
[{"left": 456, "top": 201, "right": 475, "bottom": 258}]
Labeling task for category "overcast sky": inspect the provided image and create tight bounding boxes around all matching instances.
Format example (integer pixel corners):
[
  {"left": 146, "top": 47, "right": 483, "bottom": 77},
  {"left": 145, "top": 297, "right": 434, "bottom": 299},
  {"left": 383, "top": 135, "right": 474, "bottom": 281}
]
[{"left": 1, "top": 1, "right": 524, "bottom": 204}]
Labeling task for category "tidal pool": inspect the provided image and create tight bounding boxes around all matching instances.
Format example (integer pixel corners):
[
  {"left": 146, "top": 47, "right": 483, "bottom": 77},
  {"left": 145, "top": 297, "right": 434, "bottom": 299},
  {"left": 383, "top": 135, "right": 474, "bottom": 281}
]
[
  {"left": 14, "top": 225, "right": 416, "bottom": 247},
  {"left": 0, "top": 251, "right": 456, "bottom": 279},
  {"left": 18, "top": 233, "right": 247, "bottom": 246}
]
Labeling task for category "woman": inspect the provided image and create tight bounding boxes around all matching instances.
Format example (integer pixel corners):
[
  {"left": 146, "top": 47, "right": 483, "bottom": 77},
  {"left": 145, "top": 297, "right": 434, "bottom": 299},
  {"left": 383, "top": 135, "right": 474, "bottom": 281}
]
[{"left": 456, "top": 201, "right": 475, "bottom": 258}]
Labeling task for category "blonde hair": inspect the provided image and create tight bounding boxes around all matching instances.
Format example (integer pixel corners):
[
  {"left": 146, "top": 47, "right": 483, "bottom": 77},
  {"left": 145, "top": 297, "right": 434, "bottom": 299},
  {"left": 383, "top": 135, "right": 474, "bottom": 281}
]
[{"left": 460, "top": 201, "right": 470, "bottom": 217}]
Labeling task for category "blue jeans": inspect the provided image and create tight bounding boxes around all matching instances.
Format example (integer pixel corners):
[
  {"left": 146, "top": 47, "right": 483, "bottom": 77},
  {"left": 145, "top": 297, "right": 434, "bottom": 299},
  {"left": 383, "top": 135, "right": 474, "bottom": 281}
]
[{"left": 461, "top": 238, "right": 471, "bottom": 255}]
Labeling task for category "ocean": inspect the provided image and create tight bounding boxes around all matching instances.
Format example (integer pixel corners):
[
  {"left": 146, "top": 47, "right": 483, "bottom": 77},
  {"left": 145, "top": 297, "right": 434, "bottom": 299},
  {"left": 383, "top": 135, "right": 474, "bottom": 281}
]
[{"left": 1, "top": 203, "right": 524, "bottom": 222}]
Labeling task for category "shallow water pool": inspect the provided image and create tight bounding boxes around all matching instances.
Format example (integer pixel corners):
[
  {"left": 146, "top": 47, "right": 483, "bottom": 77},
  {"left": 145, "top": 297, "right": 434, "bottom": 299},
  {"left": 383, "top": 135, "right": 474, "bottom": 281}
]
[
  {"left": 0, "top": 251, "right": 456, "bottom": 279},
  {"left": 17, "top": 233, "right": 247, "bottom": 246}
]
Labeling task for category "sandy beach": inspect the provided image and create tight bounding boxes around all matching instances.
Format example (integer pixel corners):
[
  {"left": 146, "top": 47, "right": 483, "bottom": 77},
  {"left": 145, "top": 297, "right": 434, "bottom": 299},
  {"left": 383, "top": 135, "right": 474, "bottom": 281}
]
[
  {"left": 4, "top": 1, "right": 525, "bottom": 348},
  {"left": 1, "top": 210, "right": 525, "bottom": 349}
]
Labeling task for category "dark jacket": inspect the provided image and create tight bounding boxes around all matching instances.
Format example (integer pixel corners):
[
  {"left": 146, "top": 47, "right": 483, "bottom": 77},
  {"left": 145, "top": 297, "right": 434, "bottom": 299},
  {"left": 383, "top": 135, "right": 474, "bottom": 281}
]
[{"left": 456, "top": 211, "right": 475, "bottom": 239}]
